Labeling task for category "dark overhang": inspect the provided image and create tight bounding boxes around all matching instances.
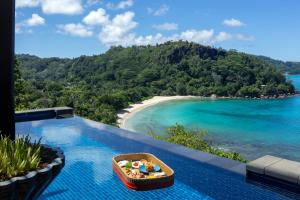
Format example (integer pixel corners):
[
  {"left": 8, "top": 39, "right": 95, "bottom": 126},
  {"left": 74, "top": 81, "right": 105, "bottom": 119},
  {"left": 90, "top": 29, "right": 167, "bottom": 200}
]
[{"left": 0, "top": 0, "right": 16, "bottom": 139}]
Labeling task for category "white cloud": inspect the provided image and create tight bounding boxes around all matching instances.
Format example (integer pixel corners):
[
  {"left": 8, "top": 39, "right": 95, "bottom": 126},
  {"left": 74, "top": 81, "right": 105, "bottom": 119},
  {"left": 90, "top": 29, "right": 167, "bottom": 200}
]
[
  {"left": 99, "top": 28, "right": 254, "bottom": 47},
  {"left": 16, "top": 0, "right": 40, "bottom": 8},
  {"left": 214, "top": 32, "right": 232, "bottom": 42},
  {"left": 175, "top": 29, "right": 215, "bottom": 44},
  {"left": 42, "top": 0, "right": 83, "bottom": 15},
  {"left": 223, "top": 18, "right": 245, "bottom": 27},
  {"left": 153, "top": 23, "right": 178, "bottom": 31},
  {"left": 16, "top": 13, "right": 45, "bottom": 33},
  {"left": 106, "top": 0, "right": 133, "bottom": 10},
  {"left": 17, "top": 0, "right": 83, "bottom": 15},
  {"left": 57, "top": 23, "right": 93, "bottom": 37},
  {"left": 99, "top": 11, "right": 138, "bottom": 45},
  {"left": 148, "top": 4, "right": 169, "bottom": 16},
  {"left": 214, "top": 32, "right": 254, "bottom": 42},
  {"left": 26, "top": 14, "right": 45, "bottom": 26},
  {"left": 93, "top": 9, "right": 253, "bottom": 47},
  {"left": 131, "top": 33, "right": 164, "bottom": 46},
  {"left": 54, "top": 7, "right": 253, "bottom": 47},
  {"left": 104, "top": 29, "right": 215, "bottom": 47},
  {"left": 83, "top": 8, "right": 109, "bottom": 26},
  {"left": 15, "top": 23, "right": 34, "bottom": 34}
]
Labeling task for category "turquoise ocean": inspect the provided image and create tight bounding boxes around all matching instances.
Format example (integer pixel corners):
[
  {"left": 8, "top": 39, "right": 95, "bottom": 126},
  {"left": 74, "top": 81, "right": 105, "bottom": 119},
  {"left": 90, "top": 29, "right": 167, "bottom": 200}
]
[{"left": 125, "top": 75, "right": 300, "bottom": 161}]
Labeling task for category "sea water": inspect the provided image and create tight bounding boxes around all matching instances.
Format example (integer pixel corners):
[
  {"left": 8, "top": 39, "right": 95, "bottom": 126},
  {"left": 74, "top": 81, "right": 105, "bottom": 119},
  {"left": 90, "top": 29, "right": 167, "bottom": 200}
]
[{"left": 125, "top": 75, "right": 300, "bottom": 161}]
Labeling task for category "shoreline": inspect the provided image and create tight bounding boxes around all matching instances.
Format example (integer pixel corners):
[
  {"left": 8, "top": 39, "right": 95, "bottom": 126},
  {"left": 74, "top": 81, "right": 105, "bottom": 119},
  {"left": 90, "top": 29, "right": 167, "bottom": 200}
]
[
  {"left": 117, "top": 96, "right": 202, "bottom": 128},
  {"left": 117, "top": 93, "right": 299, "bottom": 129}
]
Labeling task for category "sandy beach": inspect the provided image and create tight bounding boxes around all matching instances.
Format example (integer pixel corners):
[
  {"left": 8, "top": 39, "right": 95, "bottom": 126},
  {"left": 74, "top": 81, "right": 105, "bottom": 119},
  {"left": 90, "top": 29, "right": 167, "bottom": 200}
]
[{"left": 117, "top": 96, "right": 202, "bottom": 128}]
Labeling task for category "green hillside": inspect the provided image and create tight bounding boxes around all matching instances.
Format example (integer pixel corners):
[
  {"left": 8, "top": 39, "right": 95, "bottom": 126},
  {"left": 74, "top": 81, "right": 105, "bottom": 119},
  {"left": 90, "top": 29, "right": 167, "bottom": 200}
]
[{"left": 16, "top": 41, "right": 295, "bottom": 124}]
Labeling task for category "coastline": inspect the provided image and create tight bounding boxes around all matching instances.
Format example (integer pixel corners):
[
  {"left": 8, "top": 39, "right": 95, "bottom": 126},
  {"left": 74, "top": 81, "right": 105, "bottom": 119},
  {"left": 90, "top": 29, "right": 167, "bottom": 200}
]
[
  {"left": 117, "top": 93, "right": 299, "bottom": 129},
  {"left": 117, "top": 96, "right": 202, "bottom": 128}
]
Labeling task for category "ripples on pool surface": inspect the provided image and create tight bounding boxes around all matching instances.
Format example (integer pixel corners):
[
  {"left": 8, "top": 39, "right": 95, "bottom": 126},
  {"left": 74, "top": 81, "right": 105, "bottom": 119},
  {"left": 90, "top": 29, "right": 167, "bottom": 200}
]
[{"left": 17, "top": 117, "right": 299, "bottom": 200}]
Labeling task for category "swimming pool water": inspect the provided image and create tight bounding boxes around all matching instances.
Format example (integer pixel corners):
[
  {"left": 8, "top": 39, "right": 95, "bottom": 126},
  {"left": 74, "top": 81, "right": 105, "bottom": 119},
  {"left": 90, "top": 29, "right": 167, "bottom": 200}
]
[{"left": 17, "top": 117, "right": 299, "bottom": 200}]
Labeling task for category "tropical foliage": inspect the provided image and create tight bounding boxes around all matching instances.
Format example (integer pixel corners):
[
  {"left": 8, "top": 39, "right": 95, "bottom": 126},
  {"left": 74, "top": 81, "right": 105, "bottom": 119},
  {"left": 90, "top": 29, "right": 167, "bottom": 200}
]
[
  {"left": 149, "top": 124, "right": 248, "bottom": 163},
  {"left": 0, "top": 136, "right": 41, "bottom": 180},
  {"left": 15, "top": 41, "right": 295, "bottom": 124}
]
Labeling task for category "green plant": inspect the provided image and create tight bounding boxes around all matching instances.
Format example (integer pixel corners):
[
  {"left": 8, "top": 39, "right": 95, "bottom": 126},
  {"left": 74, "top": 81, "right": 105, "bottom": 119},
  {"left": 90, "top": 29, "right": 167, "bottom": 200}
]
[
  {"left": 149, "top": 124, "right": 248, "bottom": 163},
  {"left": 125, "top": 162, "right": 132, "bottom": 169},
  {"left": 0, "top": 135, "right": 42, "bottom": 180}
]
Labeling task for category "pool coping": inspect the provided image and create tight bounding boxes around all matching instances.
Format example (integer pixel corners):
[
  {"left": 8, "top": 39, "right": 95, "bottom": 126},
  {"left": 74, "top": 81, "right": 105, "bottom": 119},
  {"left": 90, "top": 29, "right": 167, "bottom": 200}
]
[{"left": 15, "top": 107, "right": 74, "bottom": 122}]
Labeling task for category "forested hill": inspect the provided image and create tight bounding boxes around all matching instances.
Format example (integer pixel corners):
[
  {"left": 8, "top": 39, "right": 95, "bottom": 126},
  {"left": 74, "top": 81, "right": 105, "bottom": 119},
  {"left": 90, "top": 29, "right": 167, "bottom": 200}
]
[
  {"left": 16, "top": 41, "right": 295, "bottom": 124},
  {"left": 258, "top": 56, "right": 300, "bottom": 74}
]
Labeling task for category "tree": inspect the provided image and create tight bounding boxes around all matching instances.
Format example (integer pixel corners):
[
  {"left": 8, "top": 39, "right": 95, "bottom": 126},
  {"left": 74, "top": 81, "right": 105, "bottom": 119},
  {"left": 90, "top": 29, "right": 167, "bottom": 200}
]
[
  {"left": 238, "top": 86, "right": 261, "bottom": 97},
  {"left": 14, "top": 59, "right": 28, "bottom": 110},
  {"left": 176, "top": 82, "right": 187, "bottom": 95}
]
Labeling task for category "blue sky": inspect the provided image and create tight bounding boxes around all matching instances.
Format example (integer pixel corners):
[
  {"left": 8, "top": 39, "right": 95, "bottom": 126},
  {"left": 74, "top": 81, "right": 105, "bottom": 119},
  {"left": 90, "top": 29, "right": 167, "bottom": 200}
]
[{"left": 15, "top": 0, "right": 300, "bottom": 61}]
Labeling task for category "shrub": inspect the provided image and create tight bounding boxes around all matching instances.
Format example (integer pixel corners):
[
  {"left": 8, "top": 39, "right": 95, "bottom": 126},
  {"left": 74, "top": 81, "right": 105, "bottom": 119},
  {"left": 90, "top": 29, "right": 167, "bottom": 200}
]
[
  {"left": 238, "top": 86, "right": 261, "bottom": 97},
  {"left": 0, "top": 135, "right": 42, "bottom": 180},
  {"left": 149, "top": 124, "right": 247, "bottom": 163}
]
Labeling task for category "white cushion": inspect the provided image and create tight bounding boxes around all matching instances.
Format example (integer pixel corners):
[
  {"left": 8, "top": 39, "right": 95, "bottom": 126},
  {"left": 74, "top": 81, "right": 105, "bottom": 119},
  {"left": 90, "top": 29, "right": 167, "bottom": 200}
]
[
  {"left": 246, "top": 155, "right": 282, "bottom": 174},
  {"left": 265, "top": 159, "right": 300, "bottom": 184}
]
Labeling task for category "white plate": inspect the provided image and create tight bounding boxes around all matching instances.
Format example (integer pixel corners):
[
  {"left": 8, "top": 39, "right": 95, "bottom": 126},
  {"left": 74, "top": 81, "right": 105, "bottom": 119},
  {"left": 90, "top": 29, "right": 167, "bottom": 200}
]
[
  {"left": 118, "top": 160, "right": 129, "bottom": 167},
  {"left": 132, "top": 161, "right": 142, "bottom": 168}
]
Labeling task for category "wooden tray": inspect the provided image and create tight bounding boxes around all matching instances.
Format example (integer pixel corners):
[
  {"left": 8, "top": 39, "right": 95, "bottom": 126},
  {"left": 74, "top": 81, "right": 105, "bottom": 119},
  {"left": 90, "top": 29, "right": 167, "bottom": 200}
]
[{"left": 112, "top": 153, "right": 174, "bottom": 190}]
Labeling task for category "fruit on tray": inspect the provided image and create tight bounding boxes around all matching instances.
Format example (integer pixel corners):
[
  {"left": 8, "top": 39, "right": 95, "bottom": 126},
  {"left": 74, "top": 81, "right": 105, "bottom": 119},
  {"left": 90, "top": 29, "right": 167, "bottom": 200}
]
[
  {"left": 118, "top": 159, "right": 164, "bottom": 179},
  {"left": 145, "top": 162, "right": 154, "bottom": 172},
  {"left": 132, "top": 161, "right": 142, "bottom": 168}
]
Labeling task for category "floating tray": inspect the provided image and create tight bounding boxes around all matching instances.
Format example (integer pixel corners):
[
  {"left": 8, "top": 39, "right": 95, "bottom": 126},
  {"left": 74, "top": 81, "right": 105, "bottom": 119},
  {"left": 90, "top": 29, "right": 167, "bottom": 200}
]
[{"left": 112, "top": 153, "right": 174, "bottom": 191}]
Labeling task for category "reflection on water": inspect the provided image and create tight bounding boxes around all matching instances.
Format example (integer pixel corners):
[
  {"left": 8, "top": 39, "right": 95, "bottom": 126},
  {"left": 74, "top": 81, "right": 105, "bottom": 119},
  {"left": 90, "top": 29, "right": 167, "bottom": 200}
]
[{"left": 42, "top": 126, "right": 81, "bottom": 145}]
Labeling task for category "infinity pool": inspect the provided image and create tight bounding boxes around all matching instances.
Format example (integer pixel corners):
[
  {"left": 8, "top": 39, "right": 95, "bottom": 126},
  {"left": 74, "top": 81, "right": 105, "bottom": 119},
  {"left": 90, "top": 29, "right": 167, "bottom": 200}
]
[{"left": 17, "top": 117, "right": 299, "bottom": 200}]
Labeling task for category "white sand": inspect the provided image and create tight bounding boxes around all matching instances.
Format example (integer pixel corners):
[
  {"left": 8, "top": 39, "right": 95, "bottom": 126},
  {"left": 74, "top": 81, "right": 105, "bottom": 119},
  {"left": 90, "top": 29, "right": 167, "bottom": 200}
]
[{"left": 117, "top": 96, "right": 202, "bottom": 129}]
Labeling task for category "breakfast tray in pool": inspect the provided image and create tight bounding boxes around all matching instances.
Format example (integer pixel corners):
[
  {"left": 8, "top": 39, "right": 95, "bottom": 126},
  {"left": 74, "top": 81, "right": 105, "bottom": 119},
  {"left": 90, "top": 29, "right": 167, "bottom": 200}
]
[{"left": 112, "top": 153, "right": 174, "bottom": 190}]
